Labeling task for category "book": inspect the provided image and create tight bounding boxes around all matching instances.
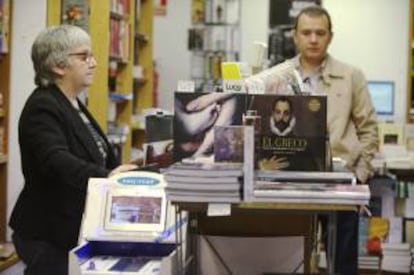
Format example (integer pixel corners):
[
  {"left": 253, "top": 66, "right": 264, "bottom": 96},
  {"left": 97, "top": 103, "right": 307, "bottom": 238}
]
[
  {"left": 249, "top": 95, "right": 328, "bottom": 172},
  {"left": 173, "top": 92, "right": 246, "bottom": 161},
  {"left": 143, "top": 113, "right": 174, "bottom": 168},
  {"left": 404, "top": 219, "right": 414, "bottom": 246},
  {"left": 166, "top": 161, "right": 243, "bottom": 178},
  {"left": 166, "top": 192, "right": 241, "bottom": 203},
  {"left": 358, "top": 216, "right": 369, "bottom": 256},
  {"left": 166, "top": 181, "right": 240, "bottom": 191},
  {"left": 165, "top": 174, "right": 240, "bottom": 184},
  {"left": 191, "top": 0, "right": 205, "bottom": 24},
  {"left": 173, "top": 93, "right": 327, "bottom": 170},
  {"left": 255, "top": 170, "right": 356, "bottom": 184},
  {"left": 378, "top": 122, "right": 404, "bottom": 146},
  {"left": 253, "top": 182, "right": 370, "bottom": 205}
]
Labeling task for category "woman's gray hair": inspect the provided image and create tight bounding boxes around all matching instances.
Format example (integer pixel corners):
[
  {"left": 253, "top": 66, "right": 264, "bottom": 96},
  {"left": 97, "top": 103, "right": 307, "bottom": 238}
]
[{"left": 31, "top": 25, "right": 91, "bottom": 87}]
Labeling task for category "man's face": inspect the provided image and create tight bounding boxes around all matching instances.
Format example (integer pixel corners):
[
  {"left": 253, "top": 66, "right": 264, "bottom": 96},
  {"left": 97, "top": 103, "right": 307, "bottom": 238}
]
[
  {"left": 293, "top": 14, "right": 332, "bottom": 64},
  {"left": 273, "top": 101, "right": 291, "bottom": 123}
]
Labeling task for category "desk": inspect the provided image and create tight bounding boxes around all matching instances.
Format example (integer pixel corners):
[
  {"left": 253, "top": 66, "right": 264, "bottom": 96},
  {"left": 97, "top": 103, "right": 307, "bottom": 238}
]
[{"left": 173, "top": 202, "right": 356, "bottom": 275}]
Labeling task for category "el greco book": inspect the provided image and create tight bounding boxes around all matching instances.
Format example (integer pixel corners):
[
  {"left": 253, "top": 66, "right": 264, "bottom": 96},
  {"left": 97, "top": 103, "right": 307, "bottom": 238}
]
[
  {"left": 248, "top": 94, "right": 328, "bottom": 172},
  {"left": 173, "top": 92, "right": 327, "bottom": 171}
]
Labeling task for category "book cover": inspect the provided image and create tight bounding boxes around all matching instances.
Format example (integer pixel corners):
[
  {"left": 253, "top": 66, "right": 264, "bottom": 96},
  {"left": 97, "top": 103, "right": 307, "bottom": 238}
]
[
  {"left": 61, "top": 0, "right": 90, "bottom": 31},
  {"left": 173, "top": 93, "right": 327, "bottom": 170},
  {"left": 143, "top": 114, "right": 174, "bottom": 168},
  {"left": 248, "top": 94, "right": 328, "bottom": 171},
  {"left": 214, "top": 125, "right": 244, "bottom": 163},
  {"left": 173, "top": 92, "right": 246, "bottom": 161}
]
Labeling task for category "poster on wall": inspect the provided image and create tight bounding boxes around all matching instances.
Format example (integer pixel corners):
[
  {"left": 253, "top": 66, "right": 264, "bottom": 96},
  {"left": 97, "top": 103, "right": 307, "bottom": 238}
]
[{"left": 154, "top": 0, "right": 168, "bottom": 16}]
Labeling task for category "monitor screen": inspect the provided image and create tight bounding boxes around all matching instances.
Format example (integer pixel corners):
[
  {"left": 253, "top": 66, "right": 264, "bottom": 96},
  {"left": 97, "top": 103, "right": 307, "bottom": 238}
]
[
  {"left": 104, "top": 189, "right": 166, "bottom": 232},
  {"left": 367, "top": 81, "right": 394, "bottom": 116}
]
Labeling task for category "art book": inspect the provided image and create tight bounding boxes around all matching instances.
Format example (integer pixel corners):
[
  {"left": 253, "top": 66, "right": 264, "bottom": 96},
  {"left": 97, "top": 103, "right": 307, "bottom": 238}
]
[
  {"left": 173, "top": 93, "right": 327, "bottom": 172},
  {"left": 247, "top": 94, "right": 328, "bottom": 171},
  {"left": 143, "top": 113, "right": 174, "bottom": 168},
  {"left": 173, "top": 92, "right": 246, "bottom": 162}
]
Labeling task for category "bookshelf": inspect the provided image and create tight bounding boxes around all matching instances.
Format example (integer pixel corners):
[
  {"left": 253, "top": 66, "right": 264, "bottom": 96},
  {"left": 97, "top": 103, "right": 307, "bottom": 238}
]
[
  {"left": 188, "top": 0, "right": 241, "bottom": 92},
  {"left": 48, "top": 0, "right": 154, "bottom": 163},
  {"left": 130, "top": 0, "right": 154, "bottom": 160},
  {"left": 408, "top": 0, "right": 414, "bottom": 122},
  {"left": 0, "top": 0, "right": 11, "bottom": 242}
]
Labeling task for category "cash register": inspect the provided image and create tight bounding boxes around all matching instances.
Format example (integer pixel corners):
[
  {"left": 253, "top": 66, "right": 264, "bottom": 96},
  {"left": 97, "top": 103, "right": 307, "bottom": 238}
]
[{"left": 68, "top": 171, "right": 185, "bottom": 275}]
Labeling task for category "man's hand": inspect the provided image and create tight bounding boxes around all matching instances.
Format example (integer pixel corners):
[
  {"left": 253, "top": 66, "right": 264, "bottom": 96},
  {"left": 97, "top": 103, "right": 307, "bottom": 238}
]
[{"left": 258, "top": 156, "right": 290, "bottom": 170}]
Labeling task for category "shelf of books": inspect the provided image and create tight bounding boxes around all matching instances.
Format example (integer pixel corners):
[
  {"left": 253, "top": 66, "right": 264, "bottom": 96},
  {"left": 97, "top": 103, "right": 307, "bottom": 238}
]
[
  {"left": 130, "top": 0, "right": 154, "bottom": 162},
  {"left": 0, "top": 0, "right": 10, "bottom": 242},
  {"left": 47, "top": 0, "right": 154, "bottom": 163},
  {"left": 188, "top": 0, "right": 241, "bottom": 92}
]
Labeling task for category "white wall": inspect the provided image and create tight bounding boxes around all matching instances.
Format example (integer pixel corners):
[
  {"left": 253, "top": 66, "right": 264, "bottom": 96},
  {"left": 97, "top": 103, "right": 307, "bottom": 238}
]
[
  {"left": 324, "top": 0, "right": 409, "bottom": 123},
  {"left": 7, "top": 0, "right": 47, "bottom": 240},
  {"left": 240, "top": 0, "right": 269, "bottom": 64},
  {"left": 154, "top": 0, "right": 191, "bottom": 111}
]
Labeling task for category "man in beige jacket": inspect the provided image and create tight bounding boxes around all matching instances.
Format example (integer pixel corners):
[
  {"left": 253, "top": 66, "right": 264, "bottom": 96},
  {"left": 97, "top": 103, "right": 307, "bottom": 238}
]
[{"left": 246, "top": 6, "right": 378, "bottom": 274}]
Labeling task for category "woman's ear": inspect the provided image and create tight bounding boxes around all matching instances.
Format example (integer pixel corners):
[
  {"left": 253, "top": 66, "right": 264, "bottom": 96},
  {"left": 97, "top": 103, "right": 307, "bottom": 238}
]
[{"left": 51, "top": 65, "right": 66, "bottom": 77}]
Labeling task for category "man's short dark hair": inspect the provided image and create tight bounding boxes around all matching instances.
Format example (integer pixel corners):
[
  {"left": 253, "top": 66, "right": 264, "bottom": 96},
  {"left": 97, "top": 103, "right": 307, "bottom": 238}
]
[{"left": 294, "top": 6, "right": 332, "bottom": 33}]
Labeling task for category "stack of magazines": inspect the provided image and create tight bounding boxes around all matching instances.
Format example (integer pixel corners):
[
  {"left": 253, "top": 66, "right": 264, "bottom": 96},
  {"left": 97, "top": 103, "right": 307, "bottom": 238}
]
[
  {"left": 164, "top": 161, "right": 243, "bottom": 203},
  {"left": 251, "top": 171, "right": 370, "bottom": 205}
]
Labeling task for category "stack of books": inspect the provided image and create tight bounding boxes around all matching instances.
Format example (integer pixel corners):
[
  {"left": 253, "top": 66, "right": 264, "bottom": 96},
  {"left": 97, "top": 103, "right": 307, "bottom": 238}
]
[
  {"left": 164, "top": 161, "right": 243, "bottom": 203},
  {"left": 381, "top": 242, "right": 412, "bottom": 273},
  {"left": 412, "top": 247, "right": 414, "bottom": 273},
  {"left": 249, "top": 171, "right": 369, "bottom": 205},
  {"left": 358, "top": 255, "right": 380, "bottom": 271}
]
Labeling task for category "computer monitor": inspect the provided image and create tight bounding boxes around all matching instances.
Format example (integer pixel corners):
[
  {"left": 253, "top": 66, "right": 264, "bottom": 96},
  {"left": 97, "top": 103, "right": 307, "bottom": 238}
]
[{"left": 367, "top": 81, "right": 394, "bottom": 116}]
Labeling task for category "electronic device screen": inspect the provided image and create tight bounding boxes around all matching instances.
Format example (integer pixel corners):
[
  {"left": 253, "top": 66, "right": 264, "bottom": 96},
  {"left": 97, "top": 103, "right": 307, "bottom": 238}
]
[
  {"left": 367, "top": 81, "right": 394, "bottom": 116},
  {"left": 104, "top": 189, "right": 166, "bottom": 232}
]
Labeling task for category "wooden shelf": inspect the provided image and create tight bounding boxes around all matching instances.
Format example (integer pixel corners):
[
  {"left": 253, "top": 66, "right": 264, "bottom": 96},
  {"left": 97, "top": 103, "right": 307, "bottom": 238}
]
[
  {"left": 0, "top": 0, "right": 10, "bottom": 243},
  {"left": 0, "top": 154, "right": 8, "bottom": 164}
]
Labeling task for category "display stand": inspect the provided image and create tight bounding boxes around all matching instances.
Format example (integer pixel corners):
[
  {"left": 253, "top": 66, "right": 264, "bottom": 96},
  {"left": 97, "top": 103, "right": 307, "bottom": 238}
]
[
  {"left": 69, "top": 171, "right": 186, "bottom": 275},
  {"left": 173, "top": 201, "right": 356, "bottom": 275}
]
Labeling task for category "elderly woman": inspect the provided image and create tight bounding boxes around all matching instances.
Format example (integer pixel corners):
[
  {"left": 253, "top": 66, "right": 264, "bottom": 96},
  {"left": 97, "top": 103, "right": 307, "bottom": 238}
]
[{"left": 9, "top": 25, "right": 136, "bottom": 274}]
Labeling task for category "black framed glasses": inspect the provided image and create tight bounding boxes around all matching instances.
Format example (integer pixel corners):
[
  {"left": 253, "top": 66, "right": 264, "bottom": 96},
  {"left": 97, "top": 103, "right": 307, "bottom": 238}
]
[{"left": 68, "top": 51, "right": 95, "bottom": 63}]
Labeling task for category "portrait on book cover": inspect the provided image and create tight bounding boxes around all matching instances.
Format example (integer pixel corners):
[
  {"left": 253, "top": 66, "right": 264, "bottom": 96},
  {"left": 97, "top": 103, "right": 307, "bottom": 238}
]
[
  {"left": 246, "top": 94, "right": 327, "bottom": 171},
  {"left": 214, "top": 125, "right": 244, "bottom": 163},
  {"left": 173, "top": 92, "right": 245, "bottom": 161}
]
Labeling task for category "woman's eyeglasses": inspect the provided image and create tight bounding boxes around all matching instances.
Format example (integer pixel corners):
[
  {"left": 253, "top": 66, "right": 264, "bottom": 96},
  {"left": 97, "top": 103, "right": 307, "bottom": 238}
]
[{"left": 68, "top": 51, "right": 95, "bottom": 63}]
